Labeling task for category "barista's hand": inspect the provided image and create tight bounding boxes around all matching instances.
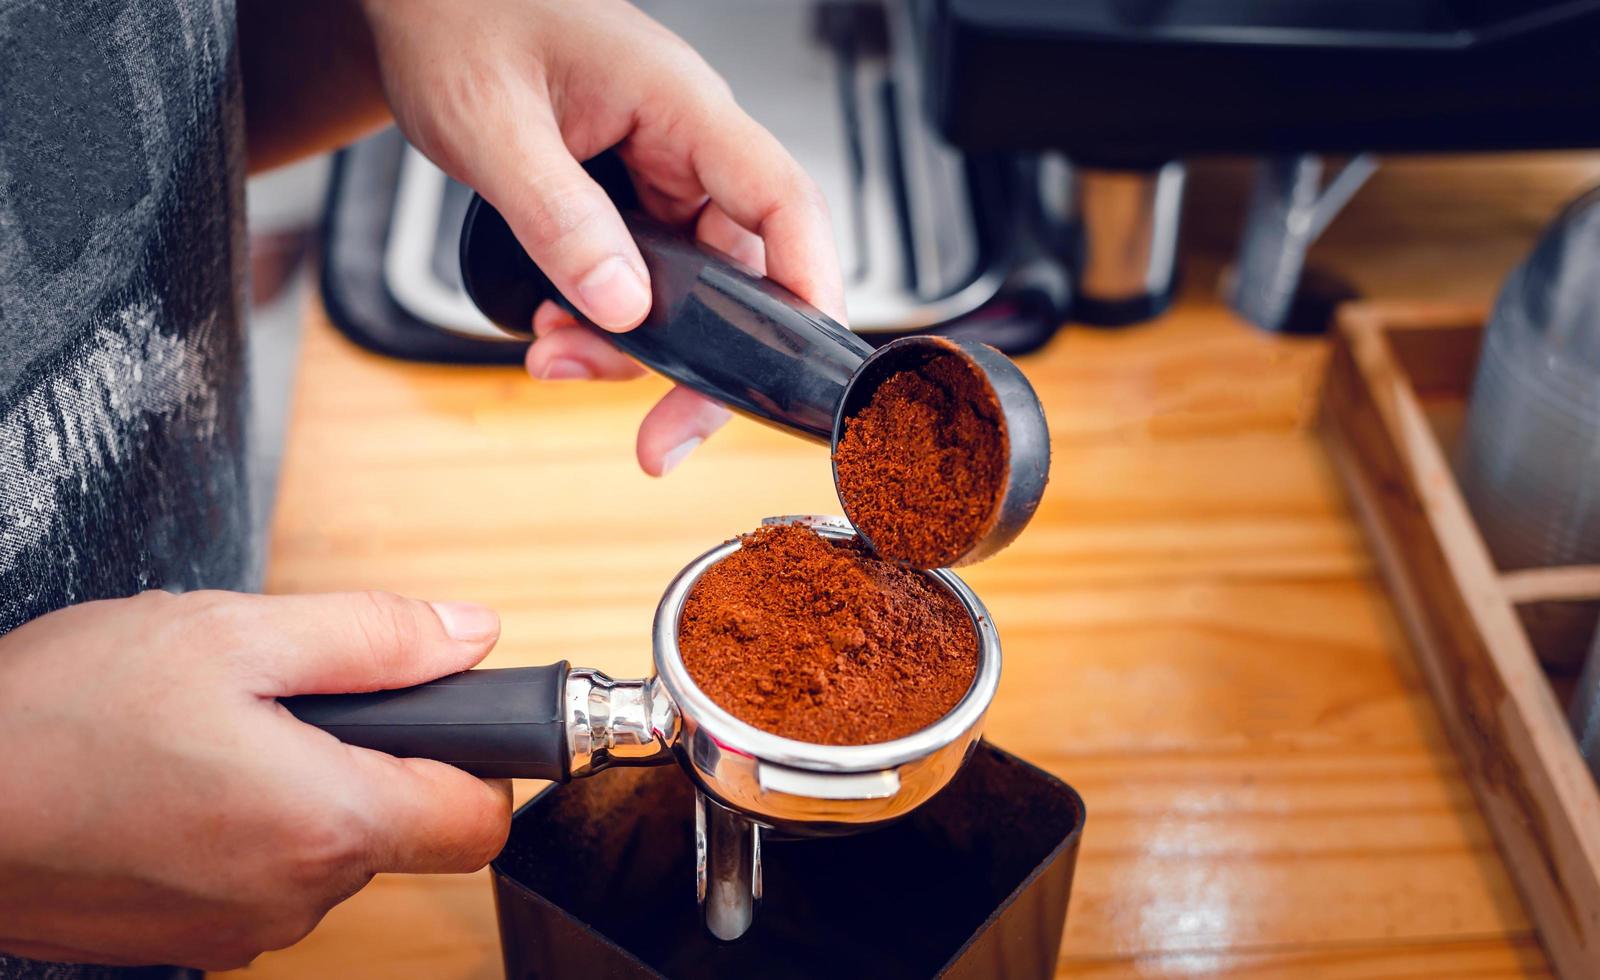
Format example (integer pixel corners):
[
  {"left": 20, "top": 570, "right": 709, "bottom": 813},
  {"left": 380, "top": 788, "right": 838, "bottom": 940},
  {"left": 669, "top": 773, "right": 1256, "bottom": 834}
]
[
  {"left": 357, "top": 0, "right": 845, "bottom": 475},
  {"left": 0, "top": 590, "right": 510, "bottom": 970}
]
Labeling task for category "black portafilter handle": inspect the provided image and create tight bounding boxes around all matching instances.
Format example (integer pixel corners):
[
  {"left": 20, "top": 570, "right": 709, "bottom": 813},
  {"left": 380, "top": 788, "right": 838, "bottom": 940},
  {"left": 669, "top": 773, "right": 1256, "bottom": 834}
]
[
  {"left": 281, "top": 664, "right": 571, "bottom": 781},
  {"left": 459, "top": 190, "right": 872, "bottom": 443}
]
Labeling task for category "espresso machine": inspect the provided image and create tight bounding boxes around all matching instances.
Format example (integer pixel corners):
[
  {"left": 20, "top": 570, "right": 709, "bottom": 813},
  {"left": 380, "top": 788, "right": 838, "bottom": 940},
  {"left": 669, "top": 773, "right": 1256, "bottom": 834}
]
[
  {"left": 323, "top": 0, "right": 1600, "bottom": 360},
  {"left": 916, "top": 0, "right": 1600, "bottom": 332}
]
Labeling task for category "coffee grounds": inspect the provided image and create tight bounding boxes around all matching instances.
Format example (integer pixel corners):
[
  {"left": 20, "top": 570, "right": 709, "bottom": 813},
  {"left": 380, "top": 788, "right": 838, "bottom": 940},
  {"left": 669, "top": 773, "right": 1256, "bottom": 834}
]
[
  {"left": 678, "top": 524, "right": 978, "bottom": 745},
  {"left": 832, "top": 348, "right": 1007, "bottom": 568}
]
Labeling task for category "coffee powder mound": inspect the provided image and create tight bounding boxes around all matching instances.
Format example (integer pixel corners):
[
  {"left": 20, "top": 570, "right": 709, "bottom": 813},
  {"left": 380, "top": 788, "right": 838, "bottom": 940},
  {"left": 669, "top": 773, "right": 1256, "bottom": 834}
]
[
  {"left": 679, "top": 524, "right": 978, "bottom": 745},
  {"left": 832, "top": 349, "right": 1007, "bottom": 568}
]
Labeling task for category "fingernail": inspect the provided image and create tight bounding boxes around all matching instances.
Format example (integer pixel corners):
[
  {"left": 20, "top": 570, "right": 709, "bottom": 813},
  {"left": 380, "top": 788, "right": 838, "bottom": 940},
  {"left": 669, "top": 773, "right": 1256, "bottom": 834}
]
[
  {"left": 729, "top": 241, "right": 764, "bottom": 273},
  {"left": 538, "top": 357, "right": 593, "bottom": 381},
  {"left": 660, "top": 437, "right": 703, "bottom": 476},
  {"left": 576, "top": 256, "right": 650, "bottom": 330},
  {"left": 429, "top": 601, "right": 499, "bottom": 642}
]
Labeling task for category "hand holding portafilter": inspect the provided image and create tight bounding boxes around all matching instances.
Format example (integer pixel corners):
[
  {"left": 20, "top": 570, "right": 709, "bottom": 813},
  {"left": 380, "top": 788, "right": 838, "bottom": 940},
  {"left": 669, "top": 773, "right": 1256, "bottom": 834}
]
[
  {"left": 283, "top": 518, "right": 1002, "bottom": 941},
  {"left": 457, "top": 176, "right": 1050, "bottom": 567}
]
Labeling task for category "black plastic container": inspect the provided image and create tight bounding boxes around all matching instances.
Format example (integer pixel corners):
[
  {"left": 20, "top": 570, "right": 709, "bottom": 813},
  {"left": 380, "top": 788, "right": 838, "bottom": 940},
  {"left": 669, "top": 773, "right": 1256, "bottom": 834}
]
[
  {"left": 491, "top": 742, "right": 1084, "bottom": 979},
  {"left": 918, "top": 0, "right": 1600, "bottom": 160}
]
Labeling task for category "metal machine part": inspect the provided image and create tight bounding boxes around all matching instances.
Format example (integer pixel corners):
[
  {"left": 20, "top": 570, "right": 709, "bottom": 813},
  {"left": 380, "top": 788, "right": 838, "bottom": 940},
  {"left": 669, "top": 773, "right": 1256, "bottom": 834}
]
[
  {"left": 367, "top": 0, "right": 1061, "bottom": 347},
  {"left": 620, "top": 0, "right": 992, "bottom": 330},
  {"left": 1226, "top": 154, "right": 1378, "bottom": 332},
  {"left": 795, "top": 0, "right": 993, "bottom": 330},
  {"left": 319, "top": 129, "right": 524, "bottom": 363},
  {"left": 460, "top": 193, "right": 1051, "bottom": 565},
  {"left": 384, "top": 149, "right": 502, "bottom": 341},
  {"left": 696, "top": 791, "right": 764, "bottom": 942},
  {"left": 283, "top": 516, "right": 1002, "bottom": 940},
  {"left": 918, "top": 0, "right": 1600, "bottom": 330},
  {"left": 564, "top": 670, "right": 678, "bottom": 778},
  {"left": 1457, "top": 189, "right": 1600, "bottom": 656},
  {"left": 1068, "top": 163, "right": 1186, "bottom": 326}
]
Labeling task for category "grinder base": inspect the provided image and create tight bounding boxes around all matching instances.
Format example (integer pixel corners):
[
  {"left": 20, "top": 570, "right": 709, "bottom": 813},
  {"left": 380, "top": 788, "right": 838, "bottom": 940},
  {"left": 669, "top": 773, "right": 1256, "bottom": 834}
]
[{"left": 491, "top": 741, "right": 1084, "bottom": 980}]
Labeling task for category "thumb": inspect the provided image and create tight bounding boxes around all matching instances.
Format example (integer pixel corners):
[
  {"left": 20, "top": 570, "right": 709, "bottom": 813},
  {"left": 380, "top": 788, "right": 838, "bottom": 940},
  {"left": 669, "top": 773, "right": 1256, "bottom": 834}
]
[
  {"left": 242, "top": 591, "right": 500, "bottom": 697},
  {"left": 459, "top": 105, "right": 651, "bottom": 332}
]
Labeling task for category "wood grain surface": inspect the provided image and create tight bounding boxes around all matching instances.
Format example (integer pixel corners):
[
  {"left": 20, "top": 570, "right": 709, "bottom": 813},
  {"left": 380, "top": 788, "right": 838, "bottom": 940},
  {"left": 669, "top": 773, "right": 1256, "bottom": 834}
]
[
  {"left": 1321, "top": 304, "right": 1600, "bottom": 978},
  {"left": 221, "top": 154, "right": 1600, "bottom": 979}
]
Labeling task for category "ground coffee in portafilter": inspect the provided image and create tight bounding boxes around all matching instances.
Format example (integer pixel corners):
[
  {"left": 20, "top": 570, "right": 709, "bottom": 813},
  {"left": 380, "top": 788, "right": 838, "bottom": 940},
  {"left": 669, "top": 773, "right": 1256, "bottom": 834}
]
[
  {"left": 832, "top": 349, "right": 1007, "bottom": 569},
  {"left": 679, "top": 524, "right": 979, "bottom": 745}
]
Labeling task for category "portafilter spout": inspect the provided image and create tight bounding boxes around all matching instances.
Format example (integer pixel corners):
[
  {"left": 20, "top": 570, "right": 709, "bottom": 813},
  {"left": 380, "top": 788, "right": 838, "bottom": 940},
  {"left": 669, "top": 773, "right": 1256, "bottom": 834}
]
[
  {"left": 282, "top": 517, "right": 1001, "bottom": 941},
  {"left": 458, "top": 192, "right": 1049, "bottom": 568}
]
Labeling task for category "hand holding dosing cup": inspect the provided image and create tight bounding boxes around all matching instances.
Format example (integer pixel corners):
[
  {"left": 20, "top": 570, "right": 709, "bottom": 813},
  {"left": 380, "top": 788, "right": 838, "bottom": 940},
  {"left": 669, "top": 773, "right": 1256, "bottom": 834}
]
[{"left": 459, "top": 162, "right": 1050, "bottom": 568}]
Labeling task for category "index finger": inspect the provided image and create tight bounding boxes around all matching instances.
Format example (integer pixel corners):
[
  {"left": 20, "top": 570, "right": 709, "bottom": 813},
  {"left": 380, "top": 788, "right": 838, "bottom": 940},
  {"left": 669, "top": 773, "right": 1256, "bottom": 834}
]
[{"left": 689, "top": 112, "right": 847, "bottom": 324}]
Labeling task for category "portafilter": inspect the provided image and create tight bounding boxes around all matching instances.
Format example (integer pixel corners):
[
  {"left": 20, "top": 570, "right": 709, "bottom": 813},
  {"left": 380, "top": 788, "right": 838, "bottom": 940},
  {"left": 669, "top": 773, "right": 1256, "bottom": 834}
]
[{"left": 283, "top": 518, "right": 1002, "bottom": 940}]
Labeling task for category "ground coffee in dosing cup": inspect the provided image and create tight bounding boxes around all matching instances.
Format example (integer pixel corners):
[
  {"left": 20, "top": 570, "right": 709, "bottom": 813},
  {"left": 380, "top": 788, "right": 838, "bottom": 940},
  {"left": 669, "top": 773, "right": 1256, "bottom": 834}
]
[
  {"left": 831, "top": 336, "right": 1050, "bottom": 569},
  {"left": 833, "top": 348, "right": 1009, "bottom": 569},
  {"left": 461, "top": 196, "right": 1051, "bottom": 569}
]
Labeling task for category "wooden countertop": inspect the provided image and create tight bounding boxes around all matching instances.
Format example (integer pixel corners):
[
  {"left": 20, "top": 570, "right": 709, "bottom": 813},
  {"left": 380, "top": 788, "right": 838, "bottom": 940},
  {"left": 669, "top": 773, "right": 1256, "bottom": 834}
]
[{"left": 229, "top": 154, "right": 1600, "bottom": 978}]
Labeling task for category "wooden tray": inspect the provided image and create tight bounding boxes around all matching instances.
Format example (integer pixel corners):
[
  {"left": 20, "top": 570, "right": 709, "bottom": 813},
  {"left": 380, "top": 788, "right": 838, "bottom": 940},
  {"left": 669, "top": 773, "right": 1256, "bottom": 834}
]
[{"left": 1319, "top": 302, "right": 1600, "bottom": 978}]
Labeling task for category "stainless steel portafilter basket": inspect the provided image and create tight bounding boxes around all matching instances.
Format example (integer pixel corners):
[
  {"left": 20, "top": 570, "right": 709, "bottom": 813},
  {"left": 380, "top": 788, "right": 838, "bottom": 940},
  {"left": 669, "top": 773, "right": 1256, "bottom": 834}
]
[
  {"left": 283, "top": 517, "right": 1002, "bottom": 940},
  {"left": 458, "top": 194, "right": 1051, "bottom": 568}
]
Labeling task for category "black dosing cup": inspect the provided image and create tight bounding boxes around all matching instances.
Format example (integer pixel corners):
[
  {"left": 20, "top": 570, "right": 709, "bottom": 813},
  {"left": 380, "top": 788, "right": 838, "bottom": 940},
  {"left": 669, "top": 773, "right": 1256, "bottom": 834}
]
[
  {"left": 460, "top": 189, "right": 866, "bottom": 443},
  {"left": 457, "top": 177, "right": 1050, "bottom": 567}
]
